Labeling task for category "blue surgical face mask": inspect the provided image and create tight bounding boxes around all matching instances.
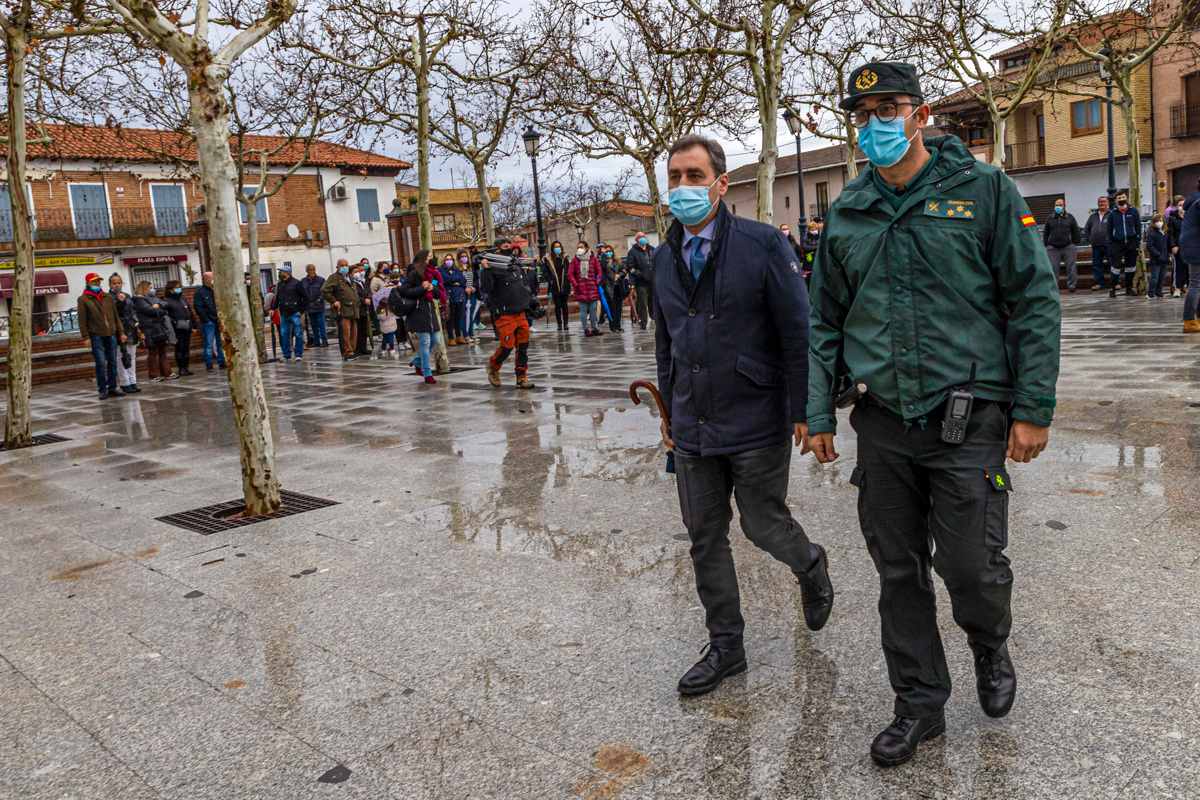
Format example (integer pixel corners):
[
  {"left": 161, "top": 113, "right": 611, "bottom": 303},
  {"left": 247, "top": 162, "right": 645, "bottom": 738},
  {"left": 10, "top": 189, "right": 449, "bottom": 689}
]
[
  {"left": 669, "top": 176, "right": 721, "bottom": 226},
  {"left": 858, "top": 109, "right": 918, "bottom": 168},
  {"left": 637, "top": 237, "right": 648, "bottom": 246},
  {"left": 1054, "top": 206, "right": 1064, "bottom": 215},
  {"left": 553, "top": 247, "right": 562, "bottom": 255},
  {"left": 339, "top": 266, "right": 349, "bottom": 275},
  {"left": 173, "top": 288, "right": 183, "bottom": 295}
]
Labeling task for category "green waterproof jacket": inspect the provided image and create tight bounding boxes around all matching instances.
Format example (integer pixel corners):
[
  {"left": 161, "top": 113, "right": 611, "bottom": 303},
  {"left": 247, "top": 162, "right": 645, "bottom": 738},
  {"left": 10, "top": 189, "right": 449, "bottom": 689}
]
[{"left": 807, "top": 135, "right": 1061, "bottom": 434}]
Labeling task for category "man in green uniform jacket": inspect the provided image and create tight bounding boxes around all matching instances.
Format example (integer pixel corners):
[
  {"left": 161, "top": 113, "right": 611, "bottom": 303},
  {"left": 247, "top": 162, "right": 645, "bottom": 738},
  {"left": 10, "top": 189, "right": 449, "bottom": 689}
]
[{"left": 802, "top": 62, "right": 1061, "bottom": 767}]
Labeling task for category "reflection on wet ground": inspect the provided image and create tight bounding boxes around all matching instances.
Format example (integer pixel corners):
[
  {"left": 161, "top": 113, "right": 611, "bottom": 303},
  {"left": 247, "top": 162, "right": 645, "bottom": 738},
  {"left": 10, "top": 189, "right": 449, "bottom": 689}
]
[{"left": 1, "top": 295, "right": 1198, "bottom": 799}]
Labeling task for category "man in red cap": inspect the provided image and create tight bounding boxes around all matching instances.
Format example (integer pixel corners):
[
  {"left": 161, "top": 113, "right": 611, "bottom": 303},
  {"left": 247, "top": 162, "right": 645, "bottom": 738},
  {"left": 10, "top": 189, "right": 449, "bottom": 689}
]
[{"left": 78, "top": 272, "right": 126, "bottom": 399}]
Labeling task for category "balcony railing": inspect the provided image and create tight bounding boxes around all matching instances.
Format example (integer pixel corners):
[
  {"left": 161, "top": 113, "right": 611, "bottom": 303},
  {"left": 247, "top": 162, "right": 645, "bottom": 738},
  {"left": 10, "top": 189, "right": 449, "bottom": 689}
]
[
  {"left": 0, "top": 206, "right": 190, "bottom": 244},
  {"left": 1004, "top": 139, "right": 1045, "bottom": 169},
  {"left": 1170, "top": 104, "right": 1200, "bottom": 138}
]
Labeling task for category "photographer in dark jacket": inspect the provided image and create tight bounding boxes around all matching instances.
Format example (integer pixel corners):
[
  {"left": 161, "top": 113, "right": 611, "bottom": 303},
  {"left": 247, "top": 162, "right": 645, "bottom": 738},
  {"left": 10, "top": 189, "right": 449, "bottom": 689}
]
[
  {"left": 1043, "top": 198, "right": 1082, "bottom": 292},
  {"left": 624, "top": 232, "right": 656, "bottom": 330},
  {"left": 192, "top": 271, "right": 226, "bottom": 371},
  {"left": 654, "top": 134, "right": 833, "bottom": 697},
  {"left": 481, "top": 239, "right": 543, "bottom": 389}
]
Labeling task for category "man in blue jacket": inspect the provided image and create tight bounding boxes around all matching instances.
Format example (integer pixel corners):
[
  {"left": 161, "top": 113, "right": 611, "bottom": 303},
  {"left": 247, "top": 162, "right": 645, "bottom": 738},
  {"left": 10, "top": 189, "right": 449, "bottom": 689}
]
[
  {"left": 1106, "top": 192, "right": 1141, "bottom": 297},
  {"left": 653, "top": 134, "right": 834, "bottom": 697}
]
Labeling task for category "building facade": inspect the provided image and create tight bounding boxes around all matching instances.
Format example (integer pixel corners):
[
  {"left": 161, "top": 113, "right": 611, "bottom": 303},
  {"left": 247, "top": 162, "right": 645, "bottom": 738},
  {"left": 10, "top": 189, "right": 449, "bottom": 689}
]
[
  {"left": 0, "top": 125, "right": 408, "bottom": 336},
  {"left": 933, "top": 17, "right": 1155, "bottom": 220},
  {"left": 725, "top": 143, "right": 864, "bottom": 226},
  {"left": 391, "top": 185, "right": 501, "bottom": 262},
  {"left": 1151, "top": 0, "right": 1200, "bottom": 205}
]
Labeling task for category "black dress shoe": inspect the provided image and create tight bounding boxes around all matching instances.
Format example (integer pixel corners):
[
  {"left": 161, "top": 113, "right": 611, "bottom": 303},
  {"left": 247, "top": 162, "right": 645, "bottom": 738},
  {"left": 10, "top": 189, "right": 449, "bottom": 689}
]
[
  {"left": 972, "top": 642, "right": 1017, "bottom": 718},
  {"left": 794, "top": 544, "right": 834, "bottom": 631},
  {"left": 870, "top": 711, "right": 946, "bottom": 767},
  {"left": 677, "top": 643, "right": 747, "bottom": 696}
]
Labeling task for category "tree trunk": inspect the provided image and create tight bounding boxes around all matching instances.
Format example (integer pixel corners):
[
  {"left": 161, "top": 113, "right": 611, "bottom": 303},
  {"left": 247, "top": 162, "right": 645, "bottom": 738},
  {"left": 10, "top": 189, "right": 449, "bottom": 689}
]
[
  {"left": 1119, "top": 92, "right": 1146, "bottom": 294},
  {"left": 641, "top": 158, "right": 668, "bottom": 240},
  {"left": 188, "top": 69, "right": 281, "bottom": 515},
  {"left": 413, "top": 23, "right": 432, "bottom": 252},
  {"left": 990, "top": 114, "right": 1007, "bottom": 171},
  {"left": 756, "top": 95, "right": 779, "bottom": 223},
  {"left": 472, "top": 158, "right": 495, "bottom": 244},
  {"left": 3, "top": 27, "right": 32, "bottom": 449},
  {"left": 843, "top": 121, "right": 859, "bottom": 181},
  {"left": 243, "top": 198, "right": 267, "bottom": 360}
]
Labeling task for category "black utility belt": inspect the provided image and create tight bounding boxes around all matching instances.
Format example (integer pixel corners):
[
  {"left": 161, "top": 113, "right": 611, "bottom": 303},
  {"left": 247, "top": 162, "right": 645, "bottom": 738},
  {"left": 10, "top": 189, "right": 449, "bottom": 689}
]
[{"left": 860, "top": 393, "right": 1005, "bottom": 418}]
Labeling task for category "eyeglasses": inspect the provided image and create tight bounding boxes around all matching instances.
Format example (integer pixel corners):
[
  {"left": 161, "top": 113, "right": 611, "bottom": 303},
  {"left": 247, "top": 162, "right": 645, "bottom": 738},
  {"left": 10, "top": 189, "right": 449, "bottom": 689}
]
[{"left": 850, "top": 101, "right": 916, "bottom": 129}]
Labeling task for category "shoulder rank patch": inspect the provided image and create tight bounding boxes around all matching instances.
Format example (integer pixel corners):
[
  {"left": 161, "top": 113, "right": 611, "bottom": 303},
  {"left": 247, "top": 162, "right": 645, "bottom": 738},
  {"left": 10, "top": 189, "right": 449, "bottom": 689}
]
[
  {"left": 1020, "top": 213, "right": 1036, "bottom": 228},
  {"left": 924, "top": 198, "right": 976, "bottom": 220}
]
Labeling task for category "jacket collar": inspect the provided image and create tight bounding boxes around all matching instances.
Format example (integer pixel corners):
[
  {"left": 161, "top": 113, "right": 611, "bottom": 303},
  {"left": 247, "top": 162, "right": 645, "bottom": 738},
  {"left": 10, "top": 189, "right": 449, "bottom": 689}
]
[{"left": 837, "top": 134, "right": 978, "bottom": 213}]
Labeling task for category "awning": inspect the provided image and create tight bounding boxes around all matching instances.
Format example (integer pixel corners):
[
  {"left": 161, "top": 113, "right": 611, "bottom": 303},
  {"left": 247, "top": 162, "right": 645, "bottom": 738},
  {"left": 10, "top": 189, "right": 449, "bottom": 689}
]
[{"left": 0, "top": 270, "right": 70, "bottom": 300}]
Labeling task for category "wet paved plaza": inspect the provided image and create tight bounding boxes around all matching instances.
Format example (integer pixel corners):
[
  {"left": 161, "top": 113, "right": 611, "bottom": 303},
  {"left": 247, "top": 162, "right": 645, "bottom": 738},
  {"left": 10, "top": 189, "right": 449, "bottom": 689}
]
[{"left": 2, "top": 293, "right": 1199, "bottom": 799}]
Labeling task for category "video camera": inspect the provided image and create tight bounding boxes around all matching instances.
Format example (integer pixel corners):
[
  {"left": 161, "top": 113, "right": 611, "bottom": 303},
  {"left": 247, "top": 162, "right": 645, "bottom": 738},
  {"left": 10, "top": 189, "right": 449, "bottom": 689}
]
[{"left": 474, "top": 251, "right": 535, "bottom": 270}]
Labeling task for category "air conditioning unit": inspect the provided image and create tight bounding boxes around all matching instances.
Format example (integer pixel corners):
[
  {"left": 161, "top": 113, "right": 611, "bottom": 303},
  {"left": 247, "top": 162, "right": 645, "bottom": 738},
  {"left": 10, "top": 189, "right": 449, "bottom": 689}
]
[{"left": 329, "top": 184, "right": 348, "bottom": 201}]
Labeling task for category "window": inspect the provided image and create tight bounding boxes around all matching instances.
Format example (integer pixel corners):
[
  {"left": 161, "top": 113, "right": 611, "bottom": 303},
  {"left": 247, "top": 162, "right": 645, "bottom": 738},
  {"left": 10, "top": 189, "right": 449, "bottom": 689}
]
[
  {"left": 356, "top": 188, "right": 380, "bottom": 223},
  {"left": 966, "top": 125, "right": 989, "bottom": 146},
  {"left": 0, "top": 183, "right": 34, "bottom": 243},
  {"left": 131, "top": 267, "right": 173, "bottom": 292},
  {"left": 1071, "top": 99, "right": 1103, "bottom": 137},
  {"left": 432, "top": 213, "right": 456, "bottom": 232},
  {"left": 238, "top": 187, "right": 269, "bottom": 224},
  {"left": 150, "top": 183, "right": 188, "bottom": 235},
  {"left": 1002, "top": 53, "right": 1030, "bottom": 71},
  {"left": 816, "top": 182, "right": 830, "bottom": 217},
  {"left": 784, "top": 195, "right": 791, "bottom": 210},
  {"left": 69, "top": 183, "right": 111, "bottom": 239}
]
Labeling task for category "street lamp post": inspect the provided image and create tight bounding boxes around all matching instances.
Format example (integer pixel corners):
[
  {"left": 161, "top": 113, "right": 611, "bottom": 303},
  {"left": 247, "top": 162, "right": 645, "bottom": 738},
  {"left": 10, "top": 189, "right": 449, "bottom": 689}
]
[
  {"left": 523, "top": 125, "right": 547, "bottom": 258},
  {"left": 1099, "top": 48, "right": 1117, "bottom": 201},
  {"left": 782, "top": 107, "right": 807, "bottom": 231}
]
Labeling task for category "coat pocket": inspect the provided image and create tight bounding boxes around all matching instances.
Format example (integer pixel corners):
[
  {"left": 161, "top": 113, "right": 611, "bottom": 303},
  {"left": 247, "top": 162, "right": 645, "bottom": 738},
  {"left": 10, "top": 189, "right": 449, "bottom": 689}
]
[
  {"left": 735, "top": 354, "right": 784, "bottom": 388},
  {"left": 983, "top": 466, "right": 1013, "bottom": 549}
]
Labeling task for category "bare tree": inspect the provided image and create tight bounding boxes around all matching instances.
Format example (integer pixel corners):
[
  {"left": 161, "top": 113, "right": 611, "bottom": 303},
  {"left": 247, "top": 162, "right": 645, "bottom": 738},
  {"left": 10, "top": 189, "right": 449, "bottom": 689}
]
[
  {"left": 533, "top": 1, "right": 744, "bottom": 238},
  {"left": 878, "top": 0, "right": 1069, "bottom": 170},
  {"left": 610, "top": 0, "right": 816, "bottom": 223},
  {"left": 1, "top": 1, "right": 116, "bottom": 449},
  {"left": 545, "top": 169, "right": 636, "bottom": 242},
  {"left": 492, "top": 179, "right": 533, "bottom": 236},
  {"left": 104, "top": 0, "right": 298, "bottom": 515},
  {"left": 293, "top": 0, "right": 504, "bottom": 252}
]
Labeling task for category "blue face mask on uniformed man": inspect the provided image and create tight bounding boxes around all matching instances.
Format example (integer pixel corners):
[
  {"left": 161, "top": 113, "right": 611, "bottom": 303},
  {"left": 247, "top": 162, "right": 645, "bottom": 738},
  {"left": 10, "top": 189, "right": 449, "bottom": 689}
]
[
  {"left": 858, "top": 108, "right": 919, "bottom": 169},
  {"left": 669, "top": 176, "right": 722, "bottom": 226}
]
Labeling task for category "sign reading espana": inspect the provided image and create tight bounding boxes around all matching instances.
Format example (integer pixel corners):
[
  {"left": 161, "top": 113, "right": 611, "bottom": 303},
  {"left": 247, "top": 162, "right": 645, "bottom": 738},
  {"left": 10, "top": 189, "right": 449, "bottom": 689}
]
[{"left": 0, "top": 253, "right": 115, "bottom": 270}]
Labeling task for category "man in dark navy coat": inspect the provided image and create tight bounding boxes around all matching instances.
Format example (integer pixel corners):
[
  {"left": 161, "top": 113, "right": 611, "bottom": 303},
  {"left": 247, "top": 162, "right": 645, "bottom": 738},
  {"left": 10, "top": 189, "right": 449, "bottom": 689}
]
[{"left": 654, "top": 134, "right": 835, "bottom": 697}]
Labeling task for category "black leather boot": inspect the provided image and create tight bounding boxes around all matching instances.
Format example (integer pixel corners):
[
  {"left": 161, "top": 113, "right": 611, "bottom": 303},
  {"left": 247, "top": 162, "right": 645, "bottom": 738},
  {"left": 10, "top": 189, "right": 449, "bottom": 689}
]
[
  {"left": 794, "top": 544, "right": 834, "bottom": 631},
  {"left": 870, "top": 711, "right": 946, "bottom": 767},
  {"left": 677, "top": 643, "right": 747, "bottom": 696},
  {"left": 972, "top": 642, "right": 1017, "bottom": 718}
]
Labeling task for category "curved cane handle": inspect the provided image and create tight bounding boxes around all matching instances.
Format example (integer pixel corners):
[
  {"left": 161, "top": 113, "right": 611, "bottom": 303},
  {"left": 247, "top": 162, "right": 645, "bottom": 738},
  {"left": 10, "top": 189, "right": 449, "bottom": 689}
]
[{"left": 629, "top": 379, "right": 669, "bottom": 425}]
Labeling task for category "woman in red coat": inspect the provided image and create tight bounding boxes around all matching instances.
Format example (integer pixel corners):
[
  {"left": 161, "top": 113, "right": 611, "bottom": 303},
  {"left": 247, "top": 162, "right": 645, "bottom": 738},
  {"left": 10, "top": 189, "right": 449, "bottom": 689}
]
[{"left": 568, "top": 241, "right": 604, "bottom": 337}]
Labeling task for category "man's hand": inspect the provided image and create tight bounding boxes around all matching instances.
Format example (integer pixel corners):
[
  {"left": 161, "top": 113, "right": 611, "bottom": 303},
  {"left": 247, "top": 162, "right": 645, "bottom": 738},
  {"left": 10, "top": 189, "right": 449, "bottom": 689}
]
[
  {"left": 422, "top": 281, "right": 432, "bottom": 290},
  {"left": 807, "top": 430, "right": 839, "bottom": 463},
  {"left": 118, "top": 334, "right": 127, "bottom": 344},
  {"left": 660, "top": 418, "right": 674, "bottom": 451},
  {"left": 332, "top": 301, "right": 341, "bottom": 311},
  {"left": 466, "top": 287, "right": 474, "bottom": 295},
  {"left": 1007, "top": 420, "right": 1049, "bottom": 463},
  {"left": 794, "top": 423, "right": 808, "bottom": 450}
]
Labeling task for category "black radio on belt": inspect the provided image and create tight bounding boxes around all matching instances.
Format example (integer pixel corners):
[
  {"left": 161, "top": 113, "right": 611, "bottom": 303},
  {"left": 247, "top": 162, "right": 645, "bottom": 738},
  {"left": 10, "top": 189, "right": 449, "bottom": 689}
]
[{"left": 941, "top": 363, "right": 977, "bottom": 445}]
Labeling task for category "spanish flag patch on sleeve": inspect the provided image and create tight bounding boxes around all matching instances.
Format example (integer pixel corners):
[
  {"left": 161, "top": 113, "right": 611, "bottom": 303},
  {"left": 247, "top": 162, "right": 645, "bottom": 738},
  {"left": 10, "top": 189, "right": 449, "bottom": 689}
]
[{"left": 1020, "top": 213, "right": 1036, "bottom": 228}]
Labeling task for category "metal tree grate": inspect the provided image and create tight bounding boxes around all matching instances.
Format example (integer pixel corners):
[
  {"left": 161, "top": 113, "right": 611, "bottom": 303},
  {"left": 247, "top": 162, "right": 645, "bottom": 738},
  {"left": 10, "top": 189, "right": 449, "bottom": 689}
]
[
  {"left": 156, "top": 490, "right": 339, "bottom": 535},
  {"left": 0, "top": 433, "right": 69, "bottom": 451}
]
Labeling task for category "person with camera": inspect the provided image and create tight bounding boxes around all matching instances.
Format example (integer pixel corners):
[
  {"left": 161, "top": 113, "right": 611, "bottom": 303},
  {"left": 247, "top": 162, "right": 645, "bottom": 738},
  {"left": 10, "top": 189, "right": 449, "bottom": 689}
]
[{"left": 481, "top": 239, "right": 543, "bottom": 389}]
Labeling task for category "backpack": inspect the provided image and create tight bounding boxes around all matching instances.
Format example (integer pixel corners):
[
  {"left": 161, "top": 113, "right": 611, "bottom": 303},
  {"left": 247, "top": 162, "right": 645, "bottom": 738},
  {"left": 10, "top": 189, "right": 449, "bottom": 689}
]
[{"left": 388, "top": 285, "right": 417, "bottom": 318}]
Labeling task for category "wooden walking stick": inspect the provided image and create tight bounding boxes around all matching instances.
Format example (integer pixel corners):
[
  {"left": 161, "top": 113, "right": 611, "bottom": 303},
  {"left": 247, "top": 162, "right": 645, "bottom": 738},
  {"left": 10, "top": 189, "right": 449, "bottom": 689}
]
[{"left": 629, "top": 379, "right": 675, "bottom": 474}]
